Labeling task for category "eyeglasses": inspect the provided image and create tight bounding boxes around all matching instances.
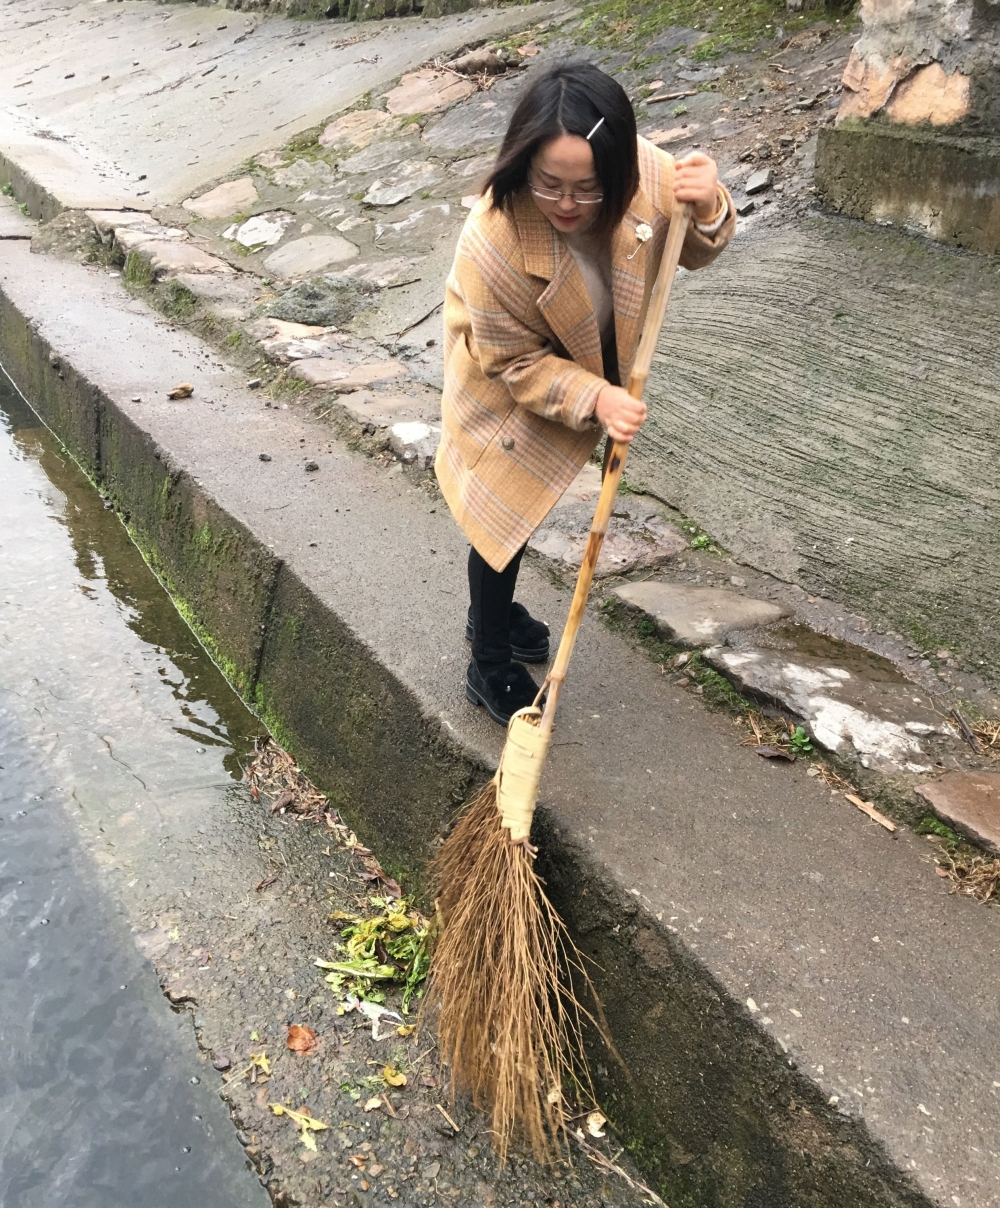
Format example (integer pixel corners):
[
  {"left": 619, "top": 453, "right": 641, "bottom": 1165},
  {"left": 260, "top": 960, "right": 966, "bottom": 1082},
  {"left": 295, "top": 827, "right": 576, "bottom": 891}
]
[{"left": 529, "top": 178, "right": 604, "bottom": 206}]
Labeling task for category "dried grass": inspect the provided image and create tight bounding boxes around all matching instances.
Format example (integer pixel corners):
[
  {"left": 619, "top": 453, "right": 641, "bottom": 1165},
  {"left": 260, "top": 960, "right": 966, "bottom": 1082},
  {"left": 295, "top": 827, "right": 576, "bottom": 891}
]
[
  {"left": 972, "top": 719, "right": 1000, "bottom": 759},
  {"left": 937, "top": 850, "right": 1000, "bottom": 903},
  {"left": 425, "top": 782, "right": 597, "bottom": 1165},
  {"left": 738, "top": 710, "right": 790, "bottom": 749}
]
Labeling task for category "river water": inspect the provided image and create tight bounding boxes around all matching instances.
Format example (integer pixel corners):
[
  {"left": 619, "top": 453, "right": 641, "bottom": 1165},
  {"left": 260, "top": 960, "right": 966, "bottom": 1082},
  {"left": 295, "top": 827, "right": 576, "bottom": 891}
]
[{"left": 0, "top": 370, "right": 268, "bottom": 1207}]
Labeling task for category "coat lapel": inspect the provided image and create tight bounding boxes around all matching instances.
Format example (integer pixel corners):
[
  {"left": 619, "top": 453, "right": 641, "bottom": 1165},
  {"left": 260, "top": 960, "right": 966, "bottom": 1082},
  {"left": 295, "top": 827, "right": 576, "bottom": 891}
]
[
  {"left": 610, "top": 188, "right": 660, "bottom": 388},
  {"left": 512, "top": 191, "right": 604, "bottom": 379}
]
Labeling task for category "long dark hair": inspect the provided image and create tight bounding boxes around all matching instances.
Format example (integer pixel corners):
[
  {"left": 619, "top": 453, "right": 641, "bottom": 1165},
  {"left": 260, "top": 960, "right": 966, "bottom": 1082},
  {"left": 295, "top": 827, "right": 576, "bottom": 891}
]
[{"left": 484, "top": 61, "right": 639, "bottom": 238}]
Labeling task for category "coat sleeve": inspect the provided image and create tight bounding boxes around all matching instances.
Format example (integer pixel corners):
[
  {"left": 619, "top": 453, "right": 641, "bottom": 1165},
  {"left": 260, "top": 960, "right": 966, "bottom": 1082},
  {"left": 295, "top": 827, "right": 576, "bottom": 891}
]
[
  {"left": 639, "top": 138, "right": 735, "bottom": 272},
  {"left": 452, "top": 228, "right": 605, "bottom": 433},
  {"left": 679, "top": 185, "right": 736, "bottom": 271}
]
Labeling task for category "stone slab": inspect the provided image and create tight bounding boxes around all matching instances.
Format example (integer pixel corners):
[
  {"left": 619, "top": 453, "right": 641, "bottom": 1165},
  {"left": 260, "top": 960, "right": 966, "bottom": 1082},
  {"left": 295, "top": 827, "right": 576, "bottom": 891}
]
[
  {"left": 262, "top": 236, "right": 359, "bottom": 280},
  {"left": 338, "top": 390, "right": 438, "bottom": 429},
  {"left": 422, "top": 75, "right": 522, "bottom": 154},
  {"left": 226, "top": 212, "right": 295, "bottom": 249},
  {"left": 319, "top": 109, "right": 400, "bottom": 153},
  {"left": 171, "top": 273, "right": 264, "bottom": 321},
  {"left": 613, "top": 581, "right": 791, "bottom": 646},
  {"left": 86, "top": 210, "right": 158, "bottom": 238},
  {"left": 704, "top": 638, "right": 956, "bottom": 773},
  {"left": 384, "top": 68, "right": 476, "bottom": 117},
  {"left": 183, "top": 178, "right": 259, "bottom": 221},
  {"left": 289, "top": 358, "right": 409, "bottom": 391},
  {"left": 387, "top": 420, "right": 440, "bottom": 468},
  {"left": 529, "top": 462, "right": 688, "bottom": 578},
  {"left": 916, "top": 772, "right": 1000, "bottom": 855},
  {"left": 115, "top": 225, "right": 189, "bottom": 253},
  {"left": 137, "top": 241, "right": 234, "bottom": 278}
]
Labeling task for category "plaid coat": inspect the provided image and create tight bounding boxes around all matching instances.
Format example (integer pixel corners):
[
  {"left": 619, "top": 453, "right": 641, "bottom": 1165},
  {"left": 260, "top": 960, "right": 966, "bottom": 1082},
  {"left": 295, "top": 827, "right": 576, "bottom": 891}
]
[{"left": 435, "top": 137, "right": 735, "bottom": 572}]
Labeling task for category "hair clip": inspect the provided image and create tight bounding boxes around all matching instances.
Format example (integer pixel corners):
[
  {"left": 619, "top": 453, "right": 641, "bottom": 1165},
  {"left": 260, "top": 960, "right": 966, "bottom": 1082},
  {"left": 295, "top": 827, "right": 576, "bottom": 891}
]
[{"left": 585, "top": 117, "right": 605, "bottom": 141}]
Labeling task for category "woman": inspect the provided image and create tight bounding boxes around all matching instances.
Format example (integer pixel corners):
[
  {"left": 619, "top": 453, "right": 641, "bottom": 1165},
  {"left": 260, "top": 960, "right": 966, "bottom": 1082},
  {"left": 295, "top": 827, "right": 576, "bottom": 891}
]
[{"left": 436, "top": 61, "right": 734, "bottom": 725}]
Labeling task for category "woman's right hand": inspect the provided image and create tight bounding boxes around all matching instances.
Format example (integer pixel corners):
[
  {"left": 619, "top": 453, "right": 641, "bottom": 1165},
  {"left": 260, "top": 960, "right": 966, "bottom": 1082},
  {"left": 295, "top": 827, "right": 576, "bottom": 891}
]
[{"left": 595, "top": 384, "right": 647, "bottom": 443}]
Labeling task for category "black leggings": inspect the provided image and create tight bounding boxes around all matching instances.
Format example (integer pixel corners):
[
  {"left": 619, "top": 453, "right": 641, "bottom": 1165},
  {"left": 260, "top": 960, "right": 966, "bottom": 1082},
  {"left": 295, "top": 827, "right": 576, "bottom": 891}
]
[{"left": 468, "top": 545, "right": 525, "bottom": 666}]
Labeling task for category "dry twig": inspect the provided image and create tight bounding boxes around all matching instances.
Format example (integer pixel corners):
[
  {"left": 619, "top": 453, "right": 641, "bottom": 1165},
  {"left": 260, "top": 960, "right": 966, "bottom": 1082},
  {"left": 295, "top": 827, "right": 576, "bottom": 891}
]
[{"left": 569, "top": 1130, "right": 669, "bottom": 1206}]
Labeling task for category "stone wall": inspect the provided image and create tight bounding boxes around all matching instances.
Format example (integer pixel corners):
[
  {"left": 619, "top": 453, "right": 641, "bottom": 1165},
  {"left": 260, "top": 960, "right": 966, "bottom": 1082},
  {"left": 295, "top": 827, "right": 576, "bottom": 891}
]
[{"left": 816, "top": 0, "right": 1000, "bottom": 252}]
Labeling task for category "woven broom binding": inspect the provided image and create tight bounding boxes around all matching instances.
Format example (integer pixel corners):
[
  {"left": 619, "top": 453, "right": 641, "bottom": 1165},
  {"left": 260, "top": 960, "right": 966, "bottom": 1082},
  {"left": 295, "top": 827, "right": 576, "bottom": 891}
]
[{"left": 494, "top": 706, "right": 548, "bottom": 841}]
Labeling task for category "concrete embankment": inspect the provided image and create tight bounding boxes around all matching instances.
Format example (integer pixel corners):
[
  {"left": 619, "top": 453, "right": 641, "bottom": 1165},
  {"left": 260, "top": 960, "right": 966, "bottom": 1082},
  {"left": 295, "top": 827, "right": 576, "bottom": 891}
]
[{"left": 3, "top": 224, "right": 999, "bottom": 1207}]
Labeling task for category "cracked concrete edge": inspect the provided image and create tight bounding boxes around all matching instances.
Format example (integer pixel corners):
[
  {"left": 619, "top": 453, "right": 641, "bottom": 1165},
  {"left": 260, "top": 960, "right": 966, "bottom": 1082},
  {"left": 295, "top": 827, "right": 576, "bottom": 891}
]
[{"left": 0, "top": 264, "right": 941, "bottom": 1208}]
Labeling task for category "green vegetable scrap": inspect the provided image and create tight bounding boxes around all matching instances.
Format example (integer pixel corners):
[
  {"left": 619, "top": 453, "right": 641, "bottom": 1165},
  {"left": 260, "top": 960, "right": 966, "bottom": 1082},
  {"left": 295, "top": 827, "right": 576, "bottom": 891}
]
[{"left": 315, "top": 896, "right": 430, "bottom": 1011}]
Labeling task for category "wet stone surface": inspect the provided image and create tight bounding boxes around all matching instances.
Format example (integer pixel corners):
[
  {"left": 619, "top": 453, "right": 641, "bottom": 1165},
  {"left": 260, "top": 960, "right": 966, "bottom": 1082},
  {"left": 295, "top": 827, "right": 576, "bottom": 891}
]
[{"left": 705, "top": 624, "right": 961, "bottom": 774}]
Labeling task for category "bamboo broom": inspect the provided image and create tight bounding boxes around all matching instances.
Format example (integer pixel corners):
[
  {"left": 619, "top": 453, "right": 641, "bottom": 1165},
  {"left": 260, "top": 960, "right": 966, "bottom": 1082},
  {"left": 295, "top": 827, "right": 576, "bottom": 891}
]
[{"left": 427, "top": 203, "right": 694, "bottom": 1163}]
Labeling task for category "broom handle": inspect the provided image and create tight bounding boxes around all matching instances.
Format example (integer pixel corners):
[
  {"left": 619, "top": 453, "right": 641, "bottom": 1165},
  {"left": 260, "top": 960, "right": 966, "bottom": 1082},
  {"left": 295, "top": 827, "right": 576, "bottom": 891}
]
[{"left": 537, "top": 203, "right": 692, "bottom": 738}]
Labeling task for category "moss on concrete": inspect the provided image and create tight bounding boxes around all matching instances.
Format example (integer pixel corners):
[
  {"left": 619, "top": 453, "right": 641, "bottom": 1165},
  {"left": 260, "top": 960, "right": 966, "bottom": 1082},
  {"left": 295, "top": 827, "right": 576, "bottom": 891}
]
[
  {"left": 96, "top": 406, "right": 281, "bottom": 698},
  {"left": 577, "top": 0, "right": 854, "bottom": 58},
  {"left": 252, "top": 565, "right": 481, "bottom": 890},
  {"left": 816, "top": 122, "right": 1000, "bottom": 256}
]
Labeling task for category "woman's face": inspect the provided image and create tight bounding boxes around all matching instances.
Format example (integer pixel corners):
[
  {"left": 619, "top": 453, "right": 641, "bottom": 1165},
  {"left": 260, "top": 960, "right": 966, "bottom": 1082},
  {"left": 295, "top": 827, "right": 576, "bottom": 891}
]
[{"left": 529, "top": 134, "right": 602, "bottom": 236}]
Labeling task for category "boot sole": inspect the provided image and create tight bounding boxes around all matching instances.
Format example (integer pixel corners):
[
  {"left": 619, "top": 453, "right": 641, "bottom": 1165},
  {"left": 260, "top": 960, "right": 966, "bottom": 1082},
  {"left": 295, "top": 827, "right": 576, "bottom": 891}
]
[{"left": 464, "top": 621, "right": 549, "bottom": 663}]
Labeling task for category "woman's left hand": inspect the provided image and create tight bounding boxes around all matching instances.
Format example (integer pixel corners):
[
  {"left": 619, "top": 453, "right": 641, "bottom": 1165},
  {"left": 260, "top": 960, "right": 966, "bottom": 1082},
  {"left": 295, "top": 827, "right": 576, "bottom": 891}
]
[{"left": 673, "top": 152, "right": 720, "bottom": 222}]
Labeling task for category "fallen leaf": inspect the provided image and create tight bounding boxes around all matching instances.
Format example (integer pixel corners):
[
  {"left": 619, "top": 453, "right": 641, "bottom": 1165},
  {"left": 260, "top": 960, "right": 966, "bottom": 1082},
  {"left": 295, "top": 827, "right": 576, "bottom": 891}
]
[
  {"left": 517, "top": 44, "right": 540, "bottom": 56},
  {"left": 348, "top": 1154, "right": 367, "bottom": 1168},
  {"left": 363, "top": 1096, "right": 383, "bottom": 1112},
  {"left": 935, "top": 866, "right": 950, "bottom": 878},
  {"left": 286, "top": 1024, "right": 319, "bottom": 1054},
  {"left": 420, "top": 1074, "right": 438, "bottom": 1088},
  {"left": 167, "top": 382, "right": 194, "bottom": 399},
  {"left": 383, "top": 1064, "right": 407, "bottom": 1087},
  {"left": 270, "top": 788, "right": 295, "bottom": 813},
  {"left": 250, "top": 1051, "right": 271, "bottom": 1075},
  {"left": 586, "top": 1110, "right": 607, "bottom": 1138},
  {"left": 270, "top": 1102, "right": 329, "bottom": 1149},
  {"left": 755, "top": 745, "right": 795, "bottom": 761},
  {"left": 397, "top": 1024, "right": 416, "bottom": 1037}
]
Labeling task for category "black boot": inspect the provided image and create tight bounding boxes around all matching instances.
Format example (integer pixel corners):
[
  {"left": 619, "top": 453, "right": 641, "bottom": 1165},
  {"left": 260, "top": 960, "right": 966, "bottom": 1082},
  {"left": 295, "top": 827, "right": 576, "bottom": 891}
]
[
  {"left": 465, "top": 602, "right": 550, "bottom": 663},
  {"left": 466, "top": 660, "right": 543, "bottom": 726}
]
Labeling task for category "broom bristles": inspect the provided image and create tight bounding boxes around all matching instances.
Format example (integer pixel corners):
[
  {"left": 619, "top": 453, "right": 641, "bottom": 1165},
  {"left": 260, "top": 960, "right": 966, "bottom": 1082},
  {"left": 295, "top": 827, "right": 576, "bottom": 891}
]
[{"left": 426, "top": 781, "right": 598, "bottom": 1164}]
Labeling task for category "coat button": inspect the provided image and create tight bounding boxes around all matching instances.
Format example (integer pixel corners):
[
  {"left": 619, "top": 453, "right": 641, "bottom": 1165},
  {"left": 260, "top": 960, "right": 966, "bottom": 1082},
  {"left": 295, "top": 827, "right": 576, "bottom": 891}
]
[{"left": 501, "top": 436, "right": 515, "bottom": 451}]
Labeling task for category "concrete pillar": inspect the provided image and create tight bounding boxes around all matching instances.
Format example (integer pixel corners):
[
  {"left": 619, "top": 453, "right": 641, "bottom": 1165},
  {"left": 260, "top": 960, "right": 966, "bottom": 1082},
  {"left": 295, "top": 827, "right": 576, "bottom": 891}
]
[{"left": 815, "top": 0, "right": 1000, "bottom": 253}]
